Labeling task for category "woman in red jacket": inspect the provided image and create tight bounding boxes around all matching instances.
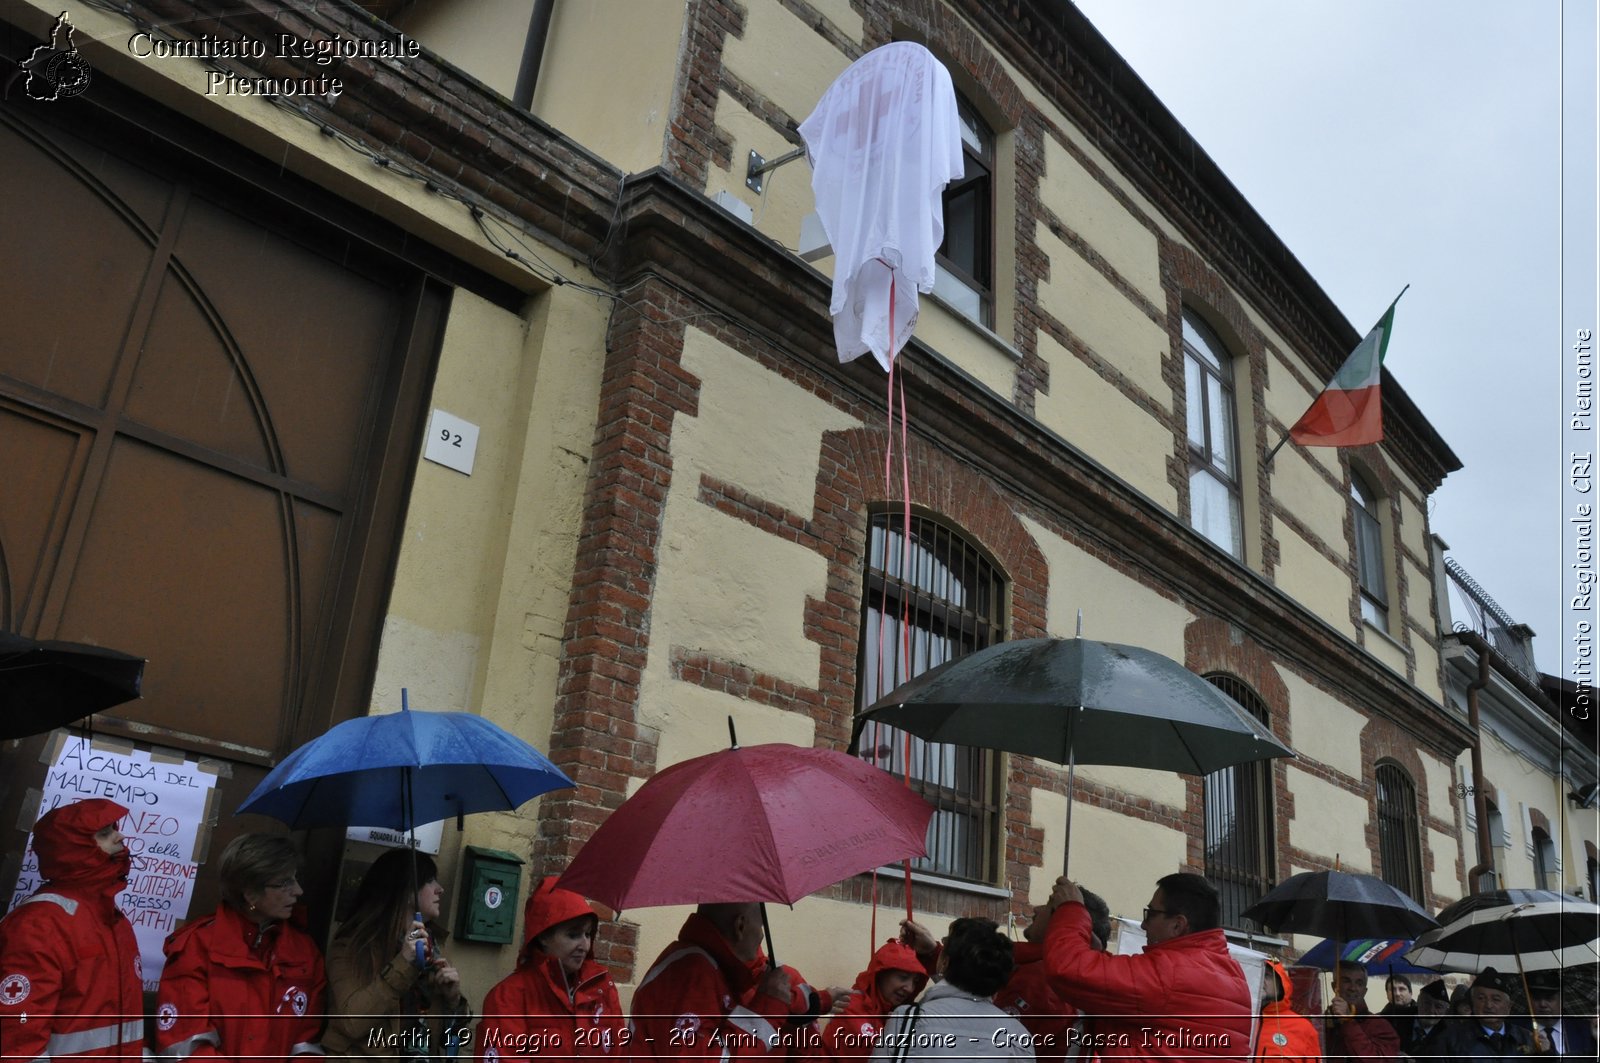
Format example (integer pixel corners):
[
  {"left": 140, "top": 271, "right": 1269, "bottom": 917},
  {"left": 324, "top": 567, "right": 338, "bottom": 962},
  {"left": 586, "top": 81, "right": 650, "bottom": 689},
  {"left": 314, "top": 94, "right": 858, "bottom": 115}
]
[
  {"left": 0, "top": 798, "right": 145, "bottom": 1063},
  {"left": 476, "top": 876, "right": 625, "bottom": 1061},
  {"left": 155, "top": 833, "right": 326, "bottom": 1061},
  {"left": 824, "top": 939, "right": 927, "bottom": 1060}
]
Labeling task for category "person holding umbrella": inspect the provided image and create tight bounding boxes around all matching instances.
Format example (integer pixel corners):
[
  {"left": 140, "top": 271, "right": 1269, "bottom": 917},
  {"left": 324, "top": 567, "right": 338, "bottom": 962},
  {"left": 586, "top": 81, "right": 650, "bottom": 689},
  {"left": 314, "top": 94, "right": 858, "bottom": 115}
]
[
  {"left": 322, "top": 849, "right": 472, "bottom": 1060},
  {"left": 0, "top": 799, "right": 145, "bottom": 1063},
  {"left": 993, "top": 888, "right": 1112, "bottom": 1063},
  {"left": 1525, "top": 971, "right": 1597, "bottom": 1057},
  {"left": 1044, "top": 872, "right": 1251, "bottom": 1060},
  {"left": 476, "top": 876, "right": 624, "bottom": 1060},
  {"left": 154, "top": 833, "right": 327, "bottom": 1062},
  {"left": 631, "top": 903, "right": 793, "bottom": 1060},
  {"left": 1324, "top": 962, "right": 1400, "bottom": 1061}
]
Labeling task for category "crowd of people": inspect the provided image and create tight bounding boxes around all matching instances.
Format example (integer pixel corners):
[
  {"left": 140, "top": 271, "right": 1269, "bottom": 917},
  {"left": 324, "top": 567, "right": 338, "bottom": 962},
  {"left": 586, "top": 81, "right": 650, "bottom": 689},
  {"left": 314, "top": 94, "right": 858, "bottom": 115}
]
[{"left": 1, "top": 798, "right": 1595, "bottom": 1063}]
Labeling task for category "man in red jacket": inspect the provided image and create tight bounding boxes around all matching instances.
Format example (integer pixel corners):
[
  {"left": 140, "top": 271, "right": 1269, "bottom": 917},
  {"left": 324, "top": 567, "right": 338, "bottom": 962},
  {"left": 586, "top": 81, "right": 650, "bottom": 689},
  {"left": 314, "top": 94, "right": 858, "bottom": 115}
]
[
  {"left": 1324, "top": 962, "right": 1399, "bottom": 1061},
  {"left": 631, "top": 903, "right": 791, "bottom": 1060},
  {"left": 1044, "top": 872, "right": 1252, "bottom": 1060},
  {"left": 0, "top": 799, "right": 145, "bottom": 1062},
  {"left": 994, "top": 887, "right": 1111, "bottom": 1063}
]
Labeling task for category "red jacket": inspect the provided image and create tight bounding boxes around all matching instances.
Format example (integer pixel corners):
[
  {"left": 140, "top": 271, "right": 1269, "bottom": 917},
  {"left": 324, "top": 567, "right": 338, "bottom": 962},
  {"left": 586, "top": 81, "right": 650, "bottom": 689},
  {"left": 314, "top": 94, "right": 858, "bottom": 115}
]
[
  {"left": 825, "top": 940, "right": 927, "bottom": 1062},
  {"left": 1045, "top": 901, "right": 1252, "bottom": 1061},
  {"left": 477, "top": 877, "right": 624, "bottom": 1060},
  {"left": 155, "top": 901, "right": 327, "bottom": 1060},
  {"left": 0, "top": 799, "right": 145, "bottom": 1062},
  {"left": 1322, "top": 1003, "right": 1398, "bottom": 1062},
  {"left": 994, "top": 941, "right": 1078, "bottom": 1063},
  {"left": 630, "top": 913, "right": 789, "bottom": 1060},
  {"left": 1254, "top": 962, "right": 1321, "bottom": 1063},
  {"left": 478, "top": 956, "right": 624, "bottom": 1060}
]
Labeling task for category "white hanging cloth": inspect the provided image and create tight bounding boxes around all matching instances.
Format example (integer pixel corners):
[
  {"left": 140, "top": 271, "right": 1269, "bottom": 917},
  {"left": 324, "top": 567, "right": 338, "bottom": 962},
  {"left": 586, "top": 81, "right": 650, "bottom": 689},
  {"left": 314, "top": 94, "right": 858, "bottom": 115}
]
[{"left": 799, "top": 42, "right": 964, "bottom": 370}]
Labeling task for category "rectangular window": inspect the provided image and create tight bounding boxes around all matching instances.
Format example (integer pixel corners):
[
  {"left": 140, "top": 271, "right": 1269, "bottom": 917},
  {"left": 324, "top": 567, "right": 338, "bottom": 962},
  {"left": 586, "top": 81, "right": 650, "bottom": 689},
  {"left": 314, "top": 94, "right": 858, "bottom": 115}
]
[
  {"left": 855, "top": 513, "right": 1004, "bottom": 883},
  {"left": 1182, "top": 312, "right": 1244, "bottom": 560},
  {"left": 935, "top": 95, "right": 994, "bottom": 328}
]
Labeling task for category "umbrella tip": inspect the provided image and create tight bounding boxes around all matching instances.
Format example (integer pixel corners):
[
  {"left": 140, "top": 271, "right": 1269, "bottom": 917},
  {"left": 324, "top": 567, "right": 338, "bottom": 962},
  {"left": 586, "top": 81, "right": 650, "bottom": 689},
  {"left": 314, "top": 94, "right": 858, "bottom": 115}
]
[
  {"left": 402, "top": 688, "right": 409, "bottom": 712},
  {"left": 1075, "top": 610, "right": 1083, "bottom": 638},
  {"left": 727, "top": 715, "right": 739, "bottom": 749}
]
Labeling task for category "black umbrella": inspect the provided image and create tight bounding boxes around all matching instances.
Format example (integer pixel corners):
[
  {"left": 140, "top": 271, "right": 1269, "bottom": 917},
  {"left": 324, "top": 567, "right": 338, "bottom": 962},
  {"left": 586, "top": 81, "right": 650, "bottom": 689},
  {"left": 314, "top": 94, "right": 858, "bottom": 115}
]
[
  {"left": 0, "top": 631, "right": 145, "bottom": 740},
  {"left": 1242, "top": 868, "right": 1439, "bottom": 941},
  {"left": 854, "top": 635, "right": 1295, "bottom": 874},
  {"left": 1406, "top": 893, "right": 1600, "bottom": 973}
]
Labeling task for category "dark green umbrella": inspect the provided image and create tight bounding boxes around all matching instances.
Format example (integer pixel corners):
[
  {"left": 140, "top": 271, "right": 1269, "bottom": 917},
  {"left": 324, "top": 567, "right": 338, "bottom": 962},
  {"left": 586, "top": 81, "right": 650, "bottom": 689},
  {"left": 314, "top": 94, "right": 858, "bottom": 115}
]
[{"left": 853, "top": 635, "right": 1295, "bottom": 873}]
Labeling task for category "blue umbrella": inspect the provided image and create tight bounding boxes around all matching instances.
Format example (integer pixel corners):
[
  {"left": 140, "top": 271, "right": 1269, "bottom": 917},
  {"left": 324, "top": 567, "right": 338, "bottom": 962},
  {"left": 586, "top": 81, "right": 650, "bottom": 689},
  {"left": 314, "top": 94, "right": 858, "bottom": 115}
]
[
  {"left": 1297, "top": 937, "right": 1436, "bottom": 975},
  {"left": 237, "top": 692, "right": 573, "bottom": 830}
]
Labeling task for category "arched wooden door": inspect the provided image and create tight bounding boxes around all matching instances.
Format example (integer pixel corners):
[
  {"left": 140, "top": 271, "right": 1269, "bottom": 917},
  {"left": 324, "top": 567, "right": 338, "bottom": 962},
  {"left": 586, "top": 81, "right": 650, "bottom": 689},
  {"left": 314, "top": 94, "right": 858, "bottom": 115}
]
[{"left": 0, "top": 85, "right": 463, "bottom": 925}]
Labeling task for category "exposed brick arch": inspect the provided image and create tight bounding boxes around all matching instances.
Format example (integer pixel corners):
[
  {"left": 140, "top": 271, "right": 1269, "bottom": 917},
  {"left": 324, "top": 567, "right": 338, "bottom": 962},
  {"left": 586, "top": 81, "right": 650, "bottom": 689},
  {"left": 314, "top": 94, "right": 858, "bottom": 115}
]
[
  {"left": 1363, "top": 721, "right": 1448, "bottom": 905},
  {"left": 866, "top": 1, "right": 1027, "bottom": 128},
  {"left": 1183, "top": 617, "right": 1293, "bottom": 877},
  {"left": 807, "top": 426, "right": 1050, "bottom": 747}
]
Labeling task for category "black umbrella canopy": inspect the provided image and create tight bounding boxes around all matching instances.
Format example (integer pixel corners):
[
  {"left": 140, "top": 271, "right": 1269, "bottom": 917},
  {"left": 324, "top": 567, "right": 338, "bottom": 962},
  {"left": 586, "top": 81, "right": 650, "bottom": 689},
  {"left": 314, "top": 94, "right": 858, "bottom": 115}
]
[
  {"left": 0, "top": 631, "right": 145, "bottom": 740},
  {"left": 1433, "top": 889, "right": 1573, "bottom": 926},
  {"left": 855, "top": 637, "right": 1294, "bottom": 774},
  {"left": 1242, "top": 869, "right": 1438, "bottom": 941},
  {"left": 1407, "top": 894, "right": 1600, "bottom": 974}
]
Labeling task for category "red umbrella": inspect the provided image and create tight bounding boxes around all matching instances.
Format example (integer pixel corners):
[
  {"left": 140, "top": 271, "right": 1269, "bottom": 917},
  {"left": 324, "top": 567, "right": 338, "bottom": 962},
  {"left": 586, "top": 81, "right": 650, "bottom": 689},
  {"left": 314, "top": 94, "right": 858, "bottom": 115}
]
[{"left": 557, "top": 739, "right": 934, "bottom": 912}]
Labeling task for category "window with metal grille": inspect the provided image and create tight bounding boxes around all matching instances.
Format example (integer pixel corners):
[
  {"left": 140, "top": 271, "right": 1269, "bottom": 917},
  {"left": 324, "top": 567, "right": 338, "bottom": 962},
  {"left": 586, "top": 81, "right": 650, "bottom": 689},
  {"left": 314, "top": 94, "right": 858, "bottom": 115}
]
[
  {"left": 1376, "top": 762, "right": 1424, "bottom": 901},
  {"left": 1351, "top": 471, "right": 1389, "bottom": 632},
  {"left": 1183, "top": 312, "right": 1244, "bottom": 560},
  {"left": 1201, "top": 674, "right": 1274, "bottom": 929},
  {"left": 854, "top": 511, "right": 1005, "bottom": 883},
  {"left": 933, "top": 93, "right": 994, "bottom": 327}
]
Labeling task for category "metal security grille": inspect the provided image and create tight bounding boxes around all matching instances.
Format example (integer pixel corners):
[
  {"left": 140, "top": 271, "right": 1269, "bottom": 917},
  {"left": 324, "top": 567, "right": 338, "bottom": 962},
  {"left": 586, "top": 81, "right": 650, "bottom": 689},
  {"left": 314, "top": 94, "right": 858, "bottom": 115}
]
[
  {"left": 1202, "top": 674, "right": 1275, "bottom": 930},
  {"left": 855, "top": 512, "right": 1005, "bottom": 883},
  {"left": 1376, "top": 762, "right": 1425, "bottom": 901}
]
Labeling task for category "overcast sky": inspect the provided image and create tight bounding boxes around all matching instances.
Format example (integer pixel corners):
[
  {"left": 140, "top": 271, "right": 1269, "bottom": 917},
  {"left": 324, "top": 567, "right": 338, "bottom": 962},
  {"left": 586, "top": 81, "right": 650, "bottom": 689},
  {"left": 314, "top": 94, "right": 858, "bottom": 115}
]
[{"left": 1069, "top": 0, "right": 1598, "bottom": 678}]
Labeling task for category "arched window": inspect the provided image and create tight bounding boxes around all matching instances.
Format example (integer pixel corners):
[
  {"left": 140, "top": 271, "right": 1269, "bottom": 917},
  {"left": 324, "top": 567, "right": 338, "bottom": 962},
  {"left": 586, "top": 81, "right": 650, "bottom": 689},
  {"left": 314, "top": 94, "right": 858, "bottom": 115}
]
[
  {"left": 1202, "top": 674, "right": 1274, "bottom": 928},
  {"left": 1376, "top": 762, "right": 1424, "bottom": 901},
  {"left": 1532, "top": 827, "right": 1556, "bottom": 890},
  {"left": 933, "top": 93, "right": 994, "bottom": 327},
  {"left": 1351, "top": 471, "right": 1389, "bottom": 632},
  {"left": 854, "top": 511, "right": 1005, "bottom": 883},
  {"left": 1183, "top": 311, "right": 1243, "bottom": 560}
]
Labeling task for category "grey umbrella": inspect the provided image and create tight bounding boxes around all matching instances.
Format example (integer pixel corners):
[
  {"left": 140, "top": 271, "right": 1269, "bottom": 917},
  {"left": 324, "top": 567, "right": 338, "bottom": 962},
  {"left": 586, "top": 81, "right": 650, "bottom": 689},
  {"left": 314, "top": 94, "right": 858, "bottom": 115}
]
[{"left": 853, "top": 635, "right": 1296, "bottom": 874}]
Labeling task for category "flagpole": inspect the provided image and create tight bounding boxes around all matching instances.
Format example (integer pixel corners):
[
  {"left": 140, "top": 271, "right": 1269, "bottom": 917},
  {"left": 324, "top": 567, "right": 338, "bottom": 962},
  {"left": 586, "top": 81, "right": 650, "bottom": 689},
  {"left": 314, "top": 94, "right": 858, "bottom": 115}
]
[{"left": 1262, "top": 284, "right": 1410, "bottom": 468}]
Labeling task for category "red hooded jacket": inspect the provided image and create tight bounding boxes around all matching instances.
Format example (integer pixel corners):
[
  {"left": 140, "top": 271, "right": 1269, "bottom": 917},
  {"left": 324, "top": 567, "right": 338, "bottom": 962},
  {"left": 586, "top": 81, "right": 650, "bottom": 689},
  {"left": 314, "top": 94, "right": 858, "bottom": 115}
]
[
  {"left": 476, "top": 877, "right": 624, "bottom": 1061},
  {"left": 824, "top": 940, "right": 927, "bottom": 1061},
  {"left": 1254, "top": 960, "right": 1321, "bottom": 1063},
  {"left": 154, "top": 899, "right": 326, "bottom": 1060},
  {"left": 0, "top": 799, "right": 145, "bottom": 1062},
  {"left": 630, "top": 912, "right": 790, "bottom": 1061},
  {"left": 1045, "top": 901, "right": 1253, "bottom": 1061},
  {"left": 994, "top": 941, "right": 1079, "bottom": 1063}
]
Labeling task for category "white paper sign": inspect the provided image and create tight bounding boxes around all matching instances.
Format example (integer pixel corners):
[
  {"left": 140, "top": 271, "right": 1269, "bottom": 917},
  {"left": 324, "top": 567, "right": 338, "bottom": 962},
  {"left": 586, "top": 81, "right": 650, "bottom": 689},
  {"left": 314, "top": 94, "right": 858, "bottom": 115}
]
[
  {"left": 8, "top": 737, "right": 220, "bottom": 991},
  {"left": 423, "top": 409, "right": 479, "bottom": 475}
]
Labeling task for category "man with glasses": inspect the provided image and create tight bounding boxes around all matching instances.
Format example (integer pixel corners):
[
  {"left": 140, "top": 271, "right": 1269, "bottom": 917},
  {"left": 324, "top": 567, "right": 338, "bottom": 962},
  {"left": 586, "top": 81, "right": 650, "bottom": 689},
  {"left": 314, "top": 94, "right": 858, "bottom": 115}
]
[{"left": 1041, "top": 872, "right": 1250, "bottom": 1060}]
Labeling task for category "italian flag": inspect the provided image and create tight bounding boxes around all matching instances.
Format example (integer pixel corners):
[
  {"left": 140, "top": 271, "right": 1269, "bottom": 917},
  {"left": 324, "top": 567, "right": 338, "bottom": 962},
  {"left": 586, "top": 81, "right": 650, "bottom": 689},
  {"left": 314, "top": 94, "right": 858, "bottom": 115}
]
[{"left": 1288, "top": 294, "right": 1402, "bottom": 447}]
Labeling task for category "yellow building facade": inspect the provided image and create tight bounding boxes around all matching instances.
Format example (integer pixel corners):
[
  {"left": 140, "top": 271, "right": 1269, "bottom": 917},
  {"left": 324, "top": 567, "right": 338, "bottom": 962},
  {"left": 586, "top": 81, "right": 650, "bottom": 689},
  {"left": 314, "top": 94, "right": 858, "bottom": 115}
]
[{"left": 0, "top": 0, "right": 1481, "bottom": 1006}]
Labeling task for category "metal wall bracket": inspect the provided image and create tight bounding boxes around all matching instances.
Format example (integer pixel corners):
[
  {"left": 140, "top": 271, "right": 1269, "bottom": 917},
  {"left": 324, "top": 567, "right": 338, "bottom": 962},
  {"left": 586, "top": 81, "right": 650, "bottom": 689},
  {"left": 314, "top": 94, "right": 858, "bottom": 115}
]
[{"left": 746, "top": 146, "right": 805, "bottom": 194}]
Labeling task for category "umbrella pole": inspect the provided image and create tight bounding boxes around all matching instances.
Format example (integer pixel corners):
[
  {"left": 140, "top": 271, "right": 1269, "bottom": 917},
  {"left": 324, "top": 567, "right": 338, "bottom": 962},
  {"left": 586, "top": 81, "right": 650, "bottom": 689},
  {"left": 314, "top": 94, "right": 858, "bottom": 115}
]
[
  {"left": 1061, "top": 708, "right": 1078, "bottom": 878},
  {"left": 759, "top": 901, "right": 778, "bottom": 970}
]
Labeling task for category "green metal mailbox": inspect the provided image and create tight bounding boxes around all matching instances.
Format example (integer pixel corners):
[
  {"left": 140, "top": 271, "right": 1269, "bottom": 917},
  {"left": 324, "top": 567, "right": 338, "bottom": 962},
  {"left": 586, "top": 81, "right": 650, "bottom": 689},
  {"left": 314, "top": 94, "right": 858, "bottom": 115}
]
[{"left": 456, "top": 846, "right": 525, "bottom": 944}]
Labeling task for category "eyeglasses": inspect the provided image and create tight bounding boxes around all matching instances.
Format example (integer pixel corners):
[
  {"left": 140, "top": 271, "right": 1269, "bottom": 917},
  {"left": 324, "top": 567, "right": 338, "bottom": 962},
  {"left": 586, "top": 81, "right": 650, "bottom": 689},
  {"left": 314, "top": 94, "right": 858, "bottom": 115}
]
[
  {"left": 1142, "top": 906, "right": 1175, "bottom": 922},
  {"left": 264, "top": 876, "right": 300, "bottom": 891}
]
